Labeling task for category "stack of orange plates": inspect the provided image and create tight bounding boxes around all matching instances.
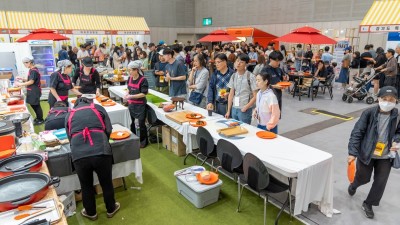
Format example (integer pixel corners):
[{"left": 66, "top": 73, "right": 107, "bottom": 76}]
[
  {"left": 196, "top": 172, "right": 219, "bottom": 185},
  {"left": 101, "top": 101, "right": 116, "bottom": 107},
  {"left": 256, "top": 131, "right": 277, "bottom": 139},
  {"left": 110, "top": 131, "right": 131, "bottom": 140}
]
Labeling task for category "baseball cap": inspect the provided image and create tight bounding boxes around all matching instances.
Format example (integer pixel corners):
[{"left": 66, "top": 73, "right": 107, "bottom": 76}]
[
  {"left": 158, "top": 49, "right": 164, "bottom": 56},
  {"left": 82, "top": 57, "right": 93, "bottom": 67},
  {"left": 22, "top": 56, "right": 34, "bottom": 63},
  {"left": 378, "top": 86, "right": 397, "bottom": 98},
  {"left": 159, "top": 40, "right": 165, "bottom": 45},
  {"left": 127, "top": 60, "right": 143, "bottom": 75}
]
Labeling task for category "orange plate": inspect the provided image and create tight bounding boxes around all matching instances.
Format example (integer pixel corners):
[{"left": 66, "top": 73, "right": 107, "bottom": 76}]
[
  {"left": 0, "top": 149, "right": 16, "bottom": 159},
  {"left": 276, "top": 81, "right": 291, "bottom": 87},
  {"left": 347, "top": 160, "right": 356, "bottom": 183},
  {"left": 110, "top": 131, "right": 131, "bottom": 140},
  {"left": 101, "top": 101, "right": 116, "bottom": 107},
  {"left": 189, "top": 120, "right": 207, "bottom": 127},
  {"left": 196, "top": 172, "right": 219, "bottom": 185},
  {"left": 256, "top": 131, "right": 277, "bottom": 139},
  {"left": 186, "top": 113, "right": 203, "bottom": 119},
  {"left": 10, "top": 106, "right": 26, "bottom": 112}
]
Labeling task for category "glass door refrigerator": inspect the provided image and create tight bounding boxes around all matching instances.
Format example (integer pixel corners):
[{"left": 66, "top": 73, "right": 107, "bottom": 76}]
[{"left": 28, "top": 40, "right": 56, "bottom": 100}]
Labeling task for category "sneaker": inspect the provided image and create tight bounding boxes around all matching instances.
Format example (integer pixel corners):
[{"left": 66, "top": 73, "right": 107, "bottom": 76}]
[
  {"left": 81, "top": 209, "right": 98, "bottom": 221},
  {"left": 33, "top": 119, "right": 44, "bottom": 126},
  {"left": 348, "top": 184, "right": 356, "bottom": 196},
  {"left": 362, "top": 202, "right": 374, "bottom": 219},
  {"left": 107, "top": 202, "right": 120, "bottom": 218}
]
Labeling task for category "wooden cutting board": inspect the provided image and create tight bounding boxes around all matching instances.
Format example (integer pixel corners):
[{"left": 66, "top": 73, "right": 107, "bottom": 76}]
[
  {"left": 217, "top": 126, "right": 248, "bottom": 137},
  {"left": 165, "top": 110, "right": 196, "bottom": 125}
]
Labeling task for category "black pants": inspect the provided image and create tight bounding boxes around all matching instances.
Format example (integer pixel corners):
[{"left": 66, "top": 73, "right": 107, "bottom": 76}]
[
  {"left": 30, "top": 104, "right": 43, "bottom": 121},
  {"left": 352, "top": 158, "right": 392, "bottom": 206},
  {"left": 396, "top": 74, "right": 400, "bottom": 98},
  {"left": 383, "top": 76, "right": 396, "bottom": 88},
  {"left": 130, "top": 115, "right": 148, "bottom": 145},
  {"left": 73, "top": 155, "right": 116, "bottom": 216}
]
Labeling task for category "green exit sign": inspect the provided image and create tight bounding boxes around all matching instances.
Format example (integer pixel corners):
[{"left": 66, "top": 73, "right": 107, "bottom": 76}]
[{"left": 203, "top": 17, "right": 212, "bottom": 26}]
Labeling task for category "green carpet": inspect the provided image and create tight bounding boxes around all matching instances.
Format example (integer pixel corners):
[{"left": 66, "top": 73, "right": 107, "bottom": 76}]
[
  {"left": 30, "top": 101, "right": 303, "bottom": 225},
  {"left": 65, "top": 146, "right": 303, "bottom": 225}
]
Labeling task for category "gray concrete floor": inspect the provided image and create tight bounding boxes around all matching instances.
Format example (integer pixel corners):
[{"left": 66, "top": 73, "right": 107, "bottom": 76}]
[{"left": 278, "top": 86, "right": 400, "bottom": 225}]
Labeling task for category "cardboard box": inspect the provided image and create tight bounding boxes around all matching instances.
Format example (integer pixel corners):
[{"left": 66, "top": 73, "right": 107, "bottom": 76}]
[
  {"left": 171, "top": 128, "right": 186, "bottom": 156},
  {"left": 95, "top": 177, "right": 124, "bottom": 194},
  {"left": 59, "top": 191, "right": 76, "bottom": 217},
  {"left": 0, "top": 70, "right": 12, "bottom": 80},
  {"left": 162, "top": 125, "right": 172, "bottom": 151}
]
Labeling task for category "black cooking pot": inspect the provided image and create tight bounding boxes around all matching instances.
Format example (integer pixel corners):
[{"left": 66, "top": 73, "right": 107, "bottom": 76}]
[
  {"left": 0, "top": 154, "right": 43, "bottom": 178},
  {"left": 0, "top": 172, "right": 60, "bottom": 212}
]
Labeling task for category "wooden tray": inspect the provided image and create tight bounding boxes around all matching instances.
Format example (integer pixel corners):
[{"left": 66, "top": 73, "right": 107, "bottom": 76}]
[
  {"left": 217, "top": 126, "right": 248, "bottom": 137},
  {"left": 165, "top": 110, "right": 195, "bottom": 125}
]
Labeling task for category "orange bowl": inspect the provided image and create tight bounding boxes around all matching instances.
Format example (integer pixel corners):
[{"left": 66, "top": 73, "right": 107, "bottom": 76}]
[
  {"left": 110, "top": 131, "right": 131, "bottom": 140},
  {"left": 196, "top": 172, "right": 219, "bottom": 185}
]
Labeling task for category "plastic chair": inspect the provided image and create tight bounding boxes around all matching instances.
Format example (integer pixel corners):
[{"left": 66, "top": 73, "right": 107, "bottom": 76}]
[
  {"left": 237, "top": 153, "right": 290, "bottom": 225},
  {"left": 146, "top": 105, "right": 164, "bottom": 149},
  {"left": 194, "top": 127, "right": 217, "bottom": 167},
  {"left": 216, "top": 139, "right": 244, "bottom": 205}
]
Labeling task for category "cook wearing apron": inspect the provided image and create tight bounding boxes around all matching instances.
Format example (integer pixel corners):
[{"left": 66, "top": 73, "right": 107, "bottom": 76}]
[
  {"left": 18, "top": 56, "right": 44, "bottom": 125},
  {"left": 65, "top": 97, "right": 120, "bottom": 220},
  {"left": 44, "top": 101, "right": 69, "bottom": 130},
  {"left": 48, "top": 60, "right": 82, "bottom": 108},
  {"left": 124, "top": 60, "right": 149, "bottom": 148},
  {"left": 72, "top": 57, "right": 101, "bottom": 95}
]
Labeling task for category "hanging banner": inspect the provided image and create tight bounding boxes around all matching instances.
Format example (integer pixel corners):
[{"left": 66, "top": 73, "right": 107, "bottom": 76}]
[
  {"left": 386, "top": 32, "right": 400, "bottom": 50},
  {"left": 115, "top": 36, "right": 123, "bottom": 46},
  {"left": 102, "top": 36, "right": 110, "bottom": 47},
  {"left": 126, "top": 36, "right": 134, "bottom": 47},
  {"left": 75, "top": 36, "right": 85, "bottom": 47},
  {"left": 89, "top": 36, "right": 99, "bottom": 46}
]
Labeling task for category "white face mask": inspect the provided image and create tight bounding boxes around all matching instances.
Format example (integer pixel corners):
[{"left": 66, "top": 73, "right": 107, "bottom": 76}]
[{"left": 379, "top": 100, "right": 396, "bottom": 112}]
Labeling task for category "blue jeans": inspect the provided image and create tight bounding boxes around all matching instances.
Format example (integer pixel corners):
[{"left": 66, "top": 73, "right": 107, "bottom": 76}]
[
  {"left": 295, "top": 61, "right": 301, "bottom": 71},
  {"left": 231, "top": 107, "right": 252, "bottom": 124},
  {"left": 257, "top": 124, "right": 278, "bottom": 134}
]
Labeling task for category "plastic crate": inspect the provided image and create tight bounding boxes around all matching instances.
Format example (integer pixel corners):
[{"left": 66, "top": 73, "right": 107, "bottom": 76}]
[{"left": 175, "top": 170, "right": 223, "bottom": 208}]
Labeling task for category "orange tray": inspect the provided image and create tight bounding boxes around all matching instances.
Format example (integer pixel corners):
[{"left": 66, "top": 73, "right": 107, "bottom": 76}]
[
  {"left": 196, "top": 172, "right": 219, "bottom": 185},
  {"left": 0, "top": 149, "right": 16, "bottom": 159},
  {"left": 101, "top": 101, "right": 116, "bottom": 107},
  {"left": 186, "top": 113, "right": 203, "bottom": 119},
  {"left": 189, "top": 120, "right": 207, "bottom": 127},
  {"left": 348, "top": 160, "right": 356, "bottom": 183},
  {"left": 276, "top": 81, "right": 291, "bottom": 87},
  {"left": 256, "top": 131, "right": 277, "bottom": 139},
  {"left": 110, "top": 131, "right": 131, "bottom": 140}
]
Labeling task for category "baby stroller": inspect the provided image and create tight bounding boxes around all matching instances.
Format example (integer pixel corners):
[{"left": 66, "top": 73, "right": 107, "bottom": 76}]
[{"left": 342, "top": 71, "right": 381, "bottom": 104}]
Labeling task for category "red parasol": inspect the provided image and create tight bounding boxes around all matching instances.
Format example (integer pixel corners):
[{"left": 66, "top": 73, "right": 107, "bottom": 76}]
[
  {"left": 16, "top": 28, "right": 70, "bottom": 42},
  {"left": 274, "top": 26, "right": 336, "bottom": 44},
  {"left": 198, "top": 30, "right": 239, "bottom": 42}
]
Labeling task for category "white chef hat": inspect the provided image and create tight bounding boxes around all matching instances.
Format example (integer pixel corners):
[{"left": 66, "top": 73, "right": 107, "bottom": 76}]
[
  {"left": 127, "top": 60, "right": 143, "bottom": 75},
  {"left": 57, "top": 60, "right": 72, "bottom": 73},
  {"left": 22, "top": 56, "right": 34, "bottom": 63}
]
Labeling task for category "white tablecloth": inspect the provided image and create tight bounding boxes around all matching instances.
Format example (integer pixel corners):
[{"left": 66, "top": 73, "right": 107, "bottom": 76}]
[
  {"left": 68, "top": 97, "right": 131, "bottom": 128},
  {"left": 108, "top": 87, "right": 334, "bottom": 217}
]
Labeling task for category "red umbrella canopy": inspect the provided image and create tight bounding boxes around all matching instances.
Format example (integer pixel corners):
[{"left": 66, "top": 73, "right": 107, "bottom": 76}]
[
  {"left": 198, "top": 30, "right": 239, "bottom": 42},
  {"left": 274, "top": 26, "right": 336, "bottom": 44},
  {"left": 17, "top": 28, "right": 69, "bottom": 42}
]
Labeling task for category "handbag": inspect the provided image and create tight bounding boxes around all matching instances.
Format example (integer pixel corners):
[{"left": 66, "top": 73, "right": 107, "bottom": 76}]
[
  {"left": 393, "top": 151, "right": 400, "bottom": 169},
  {"left": 188, "top": 70, "right": 205, "bottom": 105}
]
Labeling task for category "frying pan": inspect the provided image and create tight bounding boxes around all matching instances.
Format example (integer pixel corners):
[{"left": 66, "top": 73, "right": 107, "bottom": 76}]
[
  {"left": 0, "top": 154, "right": 43, "bottom": 178},
  {"left": 0, "top": 172, "right": 59, "bottom": 212}
]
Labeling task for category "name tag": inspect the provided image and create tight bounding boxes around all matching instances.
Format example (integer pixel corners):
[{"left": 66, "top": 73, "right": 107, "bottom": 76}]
[
  {"left": 234, "top": 97, "right": 239, "bottom": 107},
  {"left": 374, "top": 142, "right": 385, "bottom": 156}
]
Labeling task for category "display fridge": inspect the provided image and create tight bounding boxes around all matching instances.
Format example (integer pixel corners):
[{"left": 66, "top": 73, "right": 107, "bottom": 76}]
[{"left": 28, "top": 40, "right": 56, "bottom": 100}]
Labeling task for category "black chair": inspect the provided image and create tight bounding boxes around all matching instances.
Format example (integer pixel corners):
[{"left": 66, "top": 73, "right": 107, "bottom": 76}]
[
  {"left": 237, "top": 153, "right": 290, "bottom": 225},
  {"left": 146, "top": 105, "right": 164, "bottom": 149},
  {"left": 216, "top": 139, "right": 244, "bottom": 204},
  {"left": 321, "top": 73, "right": 335, "bottom": 99},
  {"left": 194, "top": 127, "right": 217, "bottom": 167}
]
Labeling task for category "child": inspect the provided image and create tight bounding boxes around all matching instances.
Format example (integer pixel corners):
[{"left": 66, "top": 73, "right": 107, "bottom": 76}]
[{"left": 253, "top": 72, "right": 280, "bottom": 134}]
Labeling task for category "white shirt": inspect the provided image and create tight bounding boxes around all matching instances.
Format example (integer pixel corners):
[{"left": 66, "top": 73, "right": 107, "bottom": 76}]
[
  {"left": 256, "top": 88, "right": 278, "bottom": 126},
  {"left": 77, "top": 49, "right": 89, "bottom": 59}
]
